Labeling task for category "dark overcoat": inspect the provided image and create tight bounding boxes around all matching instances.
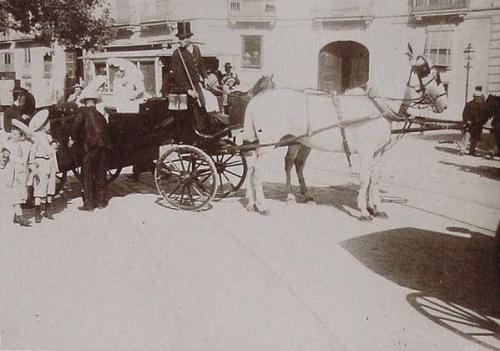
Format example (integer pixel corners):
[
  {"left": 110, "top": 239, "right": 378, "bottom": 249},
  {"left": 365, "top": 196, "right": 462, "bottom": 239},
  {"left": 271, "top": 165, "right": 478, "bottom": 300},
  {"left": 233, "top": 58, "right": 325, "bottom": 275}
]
[{"left": 171, "top": 45, "right": 206, "bottom": 92}]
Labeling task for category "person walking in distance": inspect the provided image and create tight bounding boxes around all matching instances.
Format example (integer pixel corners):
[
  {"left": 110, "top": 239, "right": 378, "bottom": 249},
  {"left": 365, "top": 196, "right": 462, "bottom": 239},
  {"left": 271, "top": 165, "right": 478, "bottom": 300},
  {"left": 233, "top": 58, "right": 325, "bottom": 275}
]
[{"left": 462, "top": 89, "right": 489, "bottom": 156}]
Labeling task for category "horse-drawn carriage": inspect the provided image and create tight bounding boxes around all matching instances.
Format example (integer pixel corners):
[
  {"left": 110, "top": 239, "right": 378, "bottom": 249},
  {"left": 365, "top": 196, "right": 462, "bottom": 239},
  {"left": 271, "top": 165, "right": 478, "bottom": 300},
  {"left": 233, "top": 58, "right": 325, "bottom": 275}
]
[{"left": 48, "top": 76, "right": 274, "bottom": 210}]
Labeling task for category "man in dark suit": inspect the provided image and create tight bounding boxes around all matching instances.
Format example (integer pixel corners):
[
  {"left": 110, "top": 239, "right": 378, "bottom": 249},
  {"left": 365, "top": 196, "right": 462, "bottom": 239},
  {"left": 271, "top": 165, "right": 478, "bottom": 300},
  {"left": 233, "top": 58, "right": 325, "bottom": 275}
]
[
  {"left": 462, "top": 90, "right": 489, "bottom": 156},
  {"left": 70, "top": 93, "right": 111, "bottom": 210},
  {"left": 171, "top": 22, "right": 228, "bottom": 132}
]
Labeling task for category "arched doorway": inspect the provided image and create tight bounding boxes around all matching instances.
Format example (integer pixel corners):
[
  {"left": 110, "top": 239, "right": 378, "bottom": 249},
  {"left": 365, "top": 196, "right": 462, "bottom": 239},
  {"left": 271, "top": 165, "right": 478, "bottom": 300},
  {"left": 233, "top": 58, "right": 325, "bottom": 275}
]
[{"left": 318, "top": 41, "right": 369, "bottom": 93}]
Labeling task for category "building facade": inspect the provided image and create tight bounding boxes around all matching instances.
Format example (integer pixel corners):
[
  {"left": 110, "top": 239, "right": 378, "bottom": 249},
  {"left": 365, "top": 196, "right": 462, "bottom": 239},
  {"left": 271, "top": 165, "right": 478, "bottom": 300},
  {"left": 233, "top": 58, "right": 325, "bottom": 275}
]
[
  {"left": 0, "top": 30, "right": 71, "bottom": 108},
  {"left": 2, "top": 0, "right": 500, "bottom": 119}
]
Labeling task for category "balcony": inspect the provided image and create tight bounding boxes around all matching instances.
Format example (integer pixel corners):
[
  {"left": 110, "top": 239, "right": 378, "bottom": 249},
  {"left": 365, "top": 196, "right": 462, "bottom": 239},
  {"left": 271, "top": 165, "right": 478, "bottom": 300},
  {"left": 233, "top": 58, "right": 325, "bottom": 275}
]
[
  {"left": 411, "top": 0, "right": 470, "bottom": 21},
  {"left": 313, "top": 0, "right": 373, "bottom": 25},
  {"left": 228, "top": 0, "right": 277, "bottom": 25}
]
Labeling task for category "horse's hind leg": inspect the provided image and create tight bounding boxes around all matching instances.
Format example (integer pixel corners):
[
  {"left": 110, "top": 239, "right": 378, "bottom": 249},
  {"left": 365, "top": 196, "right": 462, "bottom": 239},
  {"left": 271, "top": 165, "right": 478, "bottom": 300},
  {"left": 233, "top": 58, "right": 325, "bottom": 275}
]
[
  {"left": 284, "top": 145, "right": 299, "bottom": 202},
  {"left": 295, "top": 145, "right": 313, "bottom": 202},
  {"left": 245, "top": 151, "right": 257, "bottom": 211},
  {"left": 253, "top": 151, "right": 270, "bottom": 215}
]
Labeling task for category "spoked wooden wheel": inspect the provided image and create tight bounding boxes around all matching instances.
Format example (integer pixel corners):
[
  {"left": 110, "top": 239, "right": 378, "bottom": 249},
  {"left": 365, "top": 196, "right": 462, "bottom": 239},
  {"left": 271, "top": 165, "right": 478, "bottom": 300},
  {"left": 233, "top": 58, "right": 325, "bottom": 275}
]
[
  {"left": 155, "top": 145, "right": 218, "bottom": 210},
  {"left": 211, "top": 139, "right": 247, "bottom": 198}
]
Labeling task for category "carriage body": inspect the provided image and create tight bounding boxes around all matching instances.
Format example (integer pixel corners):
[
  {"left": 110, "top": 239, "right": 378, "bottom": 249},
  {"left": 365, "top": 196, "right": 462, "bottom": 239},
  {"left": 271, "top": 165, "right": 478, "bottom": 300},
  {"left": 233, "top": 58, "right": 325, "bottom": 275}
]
[{"left": 48, "top": 96, "right": 248, "bottom": 209}]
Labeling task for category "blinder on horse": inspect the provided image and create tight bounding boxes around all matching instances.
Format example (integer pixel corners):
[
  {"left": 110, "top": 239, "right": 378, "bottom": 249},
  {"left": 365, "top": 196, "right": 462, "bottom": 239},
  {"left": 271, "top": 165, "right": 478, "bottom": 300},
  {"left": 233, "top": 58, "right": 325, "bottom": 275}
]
[{"left": 406, "top": 55, "right": 448, "bottom": 113}]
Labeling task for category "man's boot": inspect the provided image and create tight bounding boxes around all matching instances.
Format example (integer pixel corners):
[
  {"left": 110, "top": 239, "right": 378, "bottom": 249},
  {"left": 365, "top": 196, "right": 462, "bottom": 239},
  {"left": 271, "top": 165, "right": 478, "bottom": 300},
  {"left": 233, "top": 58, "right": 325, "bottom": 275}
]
[
  {"left": 43, "top": 203, "right": 55, "bottom": 220},
  {"left": 14, "top": 214, "right": 31, "bottom": 227},
  {"left": 34, "top": 205, "right": 42, "bottom": 223}
]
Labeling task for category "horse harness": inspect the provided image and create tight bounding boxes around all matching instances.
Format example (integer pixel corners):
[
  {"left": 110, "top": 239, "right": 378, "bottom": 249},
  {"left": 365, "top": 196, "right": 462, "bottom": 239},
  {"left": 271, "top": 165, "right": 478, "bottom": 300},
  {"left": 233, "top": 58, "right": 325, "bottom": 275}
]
[{"left": 331, "top": 94, "right": 352, "bottom": 167}]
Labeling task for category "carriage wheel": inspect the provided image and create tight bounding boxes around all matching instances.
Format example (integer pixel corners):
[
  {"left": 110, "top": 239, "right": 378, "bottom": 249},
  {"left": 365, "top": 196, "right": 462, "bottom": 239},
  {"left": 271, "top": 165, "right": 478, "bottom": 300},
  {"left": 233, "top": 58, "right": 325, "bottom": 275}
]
[
  {"left": 55, "top": 171, "right": 68, "bottom": 194},
  {"left": 155, "top": 145, "right": 218, "bottom": 210},
  {"left": 72, "top": 167, "right": 122, "bottom": 184},
  {"left": 211, "top": 139, "right": 247, "bottom": 198}
]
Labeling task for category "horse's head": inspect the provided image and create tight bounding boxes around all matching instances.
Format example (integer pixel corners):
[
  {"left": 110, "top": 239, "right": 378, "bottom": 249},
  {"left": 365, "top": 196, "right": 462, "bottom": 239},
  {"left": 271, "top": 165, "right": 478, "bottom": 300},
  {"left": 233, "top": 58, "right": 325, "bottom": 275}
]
[
  {"left": 251, "top": 75, "right": 276, "bottom": 96},
  {"left": 403, "top": 44, "right": 448, "bottom": 114}
]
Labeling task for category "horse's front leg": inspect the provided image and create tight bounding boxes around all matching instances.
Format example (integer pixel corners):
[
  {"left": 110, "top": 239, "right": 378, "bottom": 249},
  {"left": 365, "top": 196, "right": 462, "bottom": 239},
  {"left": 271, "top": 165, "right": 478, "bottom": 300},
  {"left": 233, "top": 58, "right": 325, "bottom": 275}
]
[
  {"left": 367, "top": 169, "right": 387, "bottom": 218},
  {"left": 357, "top": 148, "right": 374, "bottom": 221},
  {"left": 284, "top": 145, "right": 299, "bottom": 202},
  {"left": 295, "top": 145, "right": 313, "bottom": 202}
]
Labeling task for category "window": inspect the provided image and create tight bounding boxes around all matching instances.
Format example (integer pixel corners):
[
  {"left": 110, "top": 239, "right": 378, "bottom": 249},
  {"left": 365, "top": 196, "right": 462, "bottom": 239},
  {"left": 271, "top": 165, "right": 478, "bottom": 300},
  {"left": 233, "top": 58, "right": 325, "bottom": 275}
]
[
  {"left": 241, "top": 35, "right": 262, "bottom": 68},
  {"left": 43, "top": 53, "right": 53, "bottom": 79},
  {"left": 4, "top": 52, "right": 11, "bottom": 65},
  {"left": 24, "top": 48, "right": 31, "bottom": 64},
  {"left": 424, "top": 26, "right": 453, "bottom": 67}
]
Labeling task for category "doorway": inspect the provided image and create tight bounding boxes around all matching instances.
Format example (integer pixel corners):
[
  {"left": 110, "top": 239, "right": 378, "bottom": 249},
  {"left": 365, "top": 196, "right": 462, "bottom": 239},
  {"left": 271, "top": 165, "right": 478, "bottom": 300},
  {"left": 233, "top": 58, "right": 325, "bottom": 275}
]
[{"left": 318, "top": 41, "right": 369, "bottom": 93}]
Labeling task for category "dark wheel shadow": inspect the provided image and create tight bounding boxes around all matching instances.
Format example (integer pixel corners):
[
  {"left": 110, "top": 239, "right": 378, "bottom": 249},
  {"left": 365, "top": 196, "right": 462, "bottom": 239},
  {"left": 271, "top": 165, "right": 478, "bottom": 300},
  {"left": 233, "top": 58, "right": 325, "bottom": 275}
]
[{"left": 342, "top": 227, "right": 500, "bottom": 349}]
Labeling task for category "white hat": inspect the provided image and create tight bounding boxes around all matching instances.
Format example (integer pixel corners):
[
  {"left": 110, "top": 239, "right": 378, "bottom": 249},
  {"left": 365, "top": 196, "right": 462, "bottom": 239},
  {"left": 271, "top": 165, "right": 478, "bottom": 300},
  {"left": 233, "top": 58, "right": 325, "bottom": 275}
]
[
  {"left": 11, "top": 119, "right": 31, "bottom": 136},
  {"left": 80, "top": 92, "right": 102, "bottom": 103},
  {"left": 29, "top": 109, "right": 50, "bottom": 132}
]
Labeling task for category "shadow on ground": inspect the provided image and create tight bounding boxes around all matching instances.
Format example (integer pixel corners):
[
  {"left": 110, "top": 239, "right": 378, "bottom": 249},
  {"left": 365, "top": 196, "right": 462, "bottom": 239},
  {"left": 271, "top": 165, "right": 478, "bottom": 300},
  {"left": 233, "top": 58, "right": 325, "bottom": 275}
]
[
  {"left": 342, "top": 227, "right": 500, "bottom": 350},
  {"left": 440, "top": 161, "right": 500, "bottom": 181}
]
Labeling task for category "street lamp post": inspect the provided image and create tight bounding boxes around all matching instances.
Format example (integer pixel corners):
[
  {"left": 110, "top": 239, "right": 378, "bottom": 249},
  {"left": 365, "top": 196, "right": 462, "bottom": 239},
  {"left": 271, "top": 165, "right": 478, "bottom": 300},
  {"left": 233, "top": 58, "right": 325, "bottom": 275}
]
[{"left": 463, "top": 43, "right": 474, "bottom": 104}]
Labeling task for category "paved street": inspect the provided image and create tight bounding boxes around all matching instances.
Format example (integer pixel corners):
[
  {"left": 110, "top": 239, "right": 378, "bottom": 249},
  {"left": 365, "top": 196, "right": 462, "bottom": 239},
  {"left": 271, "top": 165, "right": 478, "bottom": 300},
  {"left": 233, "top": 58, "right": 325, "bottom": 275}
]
[{"left": 0, "top": 132, "right": 499, "bottom": 351}]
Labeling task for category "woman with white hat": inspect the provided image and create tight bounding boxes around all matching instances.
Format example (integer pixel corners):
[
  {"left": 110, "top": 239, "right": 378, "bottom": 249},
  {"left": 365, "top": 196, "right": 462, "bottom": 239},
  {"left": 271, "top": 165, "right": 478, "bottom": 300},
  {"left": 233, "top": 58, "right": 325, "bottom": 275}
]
[
  {"left": 28, "top": 109, "right": 58, "bottom": 223},
  {"left": 0, "top": 119, "right": 33, "bottom": 227}
]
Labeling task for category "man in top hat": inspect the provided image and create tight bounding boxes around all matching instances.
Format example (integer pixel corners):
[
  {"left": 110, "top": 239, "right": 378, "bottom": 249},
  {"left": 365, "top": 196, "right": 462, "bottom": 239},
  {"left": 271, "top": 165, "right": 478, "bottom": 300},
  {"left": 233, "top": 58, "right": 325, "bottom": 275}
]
[
  {"left": 462, "top": 87, "right": 489, "bottom": 156},
  {"left": 221, "top": 62, "right": 240, "bottom": 114},
  {"left": 67, "top": 83, "right": 83, "bottom": 106},
  {"left": 70, "top": 92, "right": 111, "bottom": 211},
  {"left": 171, "top": 21, "right": 229, "bottom": 132}
]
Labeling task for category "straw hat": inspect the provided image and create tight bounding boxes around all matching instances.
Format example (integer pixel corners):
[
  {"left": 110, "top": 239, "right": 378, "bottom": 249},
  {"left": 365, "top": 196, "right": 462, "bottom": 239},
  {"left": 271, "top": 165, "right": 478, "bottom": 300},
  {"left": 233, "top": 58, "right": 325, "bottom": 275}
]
[
  {"left": 29, "top": 109, "right": 50, "bottom": 132},
  {"left": 80, "top": 92, "right": 102, "bottom": 103},
  {"left": 11, "top": 119, "right": 31, "bottom": 136}
]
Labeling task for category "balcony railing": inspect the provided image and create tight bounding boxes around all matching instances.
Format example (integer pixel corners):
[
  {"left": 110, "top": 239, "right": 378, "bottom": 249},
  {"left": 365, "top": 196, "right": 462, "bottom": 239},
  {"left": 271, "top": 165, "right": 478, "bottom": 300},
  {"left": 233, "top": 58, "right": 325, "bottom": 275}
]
[
  {"left": 313, "top": 0, "right": 373, "bottom": 24},
  {"left": 411, "top": 0, "right": 470, "bottom": 20},
  {"left": 228, "top": 0, "right": 277, "bottom": 24}
]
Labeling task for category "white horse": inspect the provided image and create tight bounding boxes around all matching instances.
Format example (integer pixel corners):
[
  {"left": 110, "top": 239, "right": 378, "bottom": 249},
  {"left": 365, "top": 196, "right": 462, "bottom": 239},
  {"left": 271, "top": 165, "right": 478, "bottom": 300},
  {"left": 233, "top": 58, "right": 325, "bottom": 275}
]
[{"left": 242, "top": 47, "right": 448, "bottom": 220}]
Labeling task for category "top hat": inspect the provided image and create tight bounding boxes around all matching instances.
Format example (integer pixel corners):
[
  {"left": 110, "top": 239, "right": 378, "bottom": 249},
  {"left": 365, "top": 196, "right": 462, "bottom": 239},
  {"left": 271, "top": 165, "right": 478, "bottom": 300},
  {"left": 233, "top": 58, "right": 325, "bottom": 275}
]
[
  {"left": 11, "top": 119, "right": 31, "bottom": 136},
  {"left": 29, "top": 109, "right": 50, "bottom": 132},
  {"left": 176, "top": 22, "right": 194, "bottom": 39}
]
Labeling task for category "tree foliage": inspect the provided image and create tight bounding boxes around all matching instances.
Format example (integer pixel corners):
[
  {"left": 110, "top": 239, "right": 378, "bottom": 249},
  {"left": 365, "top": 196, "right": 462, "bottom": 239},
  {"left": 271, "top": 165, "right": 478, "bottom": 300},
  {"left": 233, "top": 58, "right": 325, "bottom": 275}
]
[{"left": 0, "top": 0, "right": 115, "bottom": 48}]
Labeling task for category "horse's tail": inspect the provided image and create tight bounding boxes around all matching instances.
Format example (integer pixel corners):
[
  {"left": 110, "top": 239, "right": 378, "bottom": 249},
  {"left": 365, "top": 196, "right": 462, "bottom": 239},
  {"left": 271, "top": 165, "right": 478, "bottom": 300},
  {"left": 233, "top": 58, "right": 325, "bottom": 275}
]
[{"left": 242, "top": 98, "right": 258, "bottom": 143}]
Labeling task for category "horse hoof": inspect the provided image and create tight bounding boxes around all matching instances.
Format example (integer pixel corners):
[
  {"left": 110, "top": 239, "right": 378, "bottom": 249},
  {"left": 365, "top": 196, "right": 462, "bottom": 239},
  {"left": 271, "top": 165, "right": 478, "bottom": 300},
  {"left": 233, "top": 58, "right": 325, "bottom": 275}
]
[
  {"left": 246, "top": 204, "right": 255, "bottom": 212},
  {"left": 374, "top": 211, "right": 388, "bottom": 219},
  {"left": 367, "top": 207, "right": 375, "bottom": 216},
  {"left": 285, "top": 194, "right": 295, "bottom": 202},
  {"left": 359, "top": 215, "right": 373, "bottom": 222},
  {"left": 254, "top": 205, "right": 271, "bottom": 215},
  {"left": 304, "top": 195, "right": 314, "bottom": 203}
]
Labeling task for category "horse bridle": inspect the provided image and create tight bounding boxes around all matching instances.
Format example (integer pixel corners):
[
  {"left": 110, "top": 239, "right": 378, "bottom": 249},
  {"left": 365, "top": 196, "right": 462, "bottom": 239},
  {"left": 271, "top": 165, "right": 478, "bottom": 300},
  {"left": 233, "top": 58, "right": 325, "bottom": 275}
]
[{"left": 405, "top": 56, "right": 447, "bottom": 108}]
